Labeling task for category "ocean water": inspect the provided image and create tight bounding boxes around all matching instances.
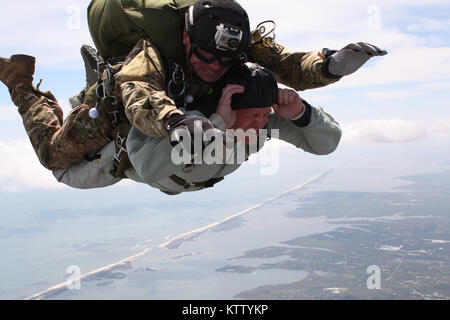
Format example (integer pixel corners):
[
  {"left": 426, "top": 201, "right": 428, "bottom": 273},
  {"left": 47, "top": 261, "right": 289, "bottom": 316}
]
[{"left": 1, "top": 139, "right": 449, "bottom": 299}]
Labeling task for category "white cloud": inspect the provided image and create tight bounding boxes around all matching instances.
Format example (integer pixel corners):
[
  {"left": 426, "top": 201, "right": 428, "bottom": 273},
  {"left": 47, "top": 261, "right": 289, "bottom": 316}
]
[
  {"left": 246, "top": 0, "right": 447, "bottom": 49},
  {"left": 0, "top": 97, "right": 98, "bottom": 191},
  {"left": 0, "top": 0, "right": 448, "bottom": 71},
  {"left": 419, "top": 81, "right": 450, "bottom": 91},
  {"left": 0, "top": 99, "right": 74, "bottom": 122},
  {"left": 331, "top": 46, "right": 450, "bottom": 89},
  {"left": 356, "top": 81, "right": 450, "bottom": 102},
  {"left": 407, "top": 18, "right": 450, "bottom": 32},
  {"left": 342, "top": 118, "right": 450, "bottom": 143},
  {"left": 360, "top": 90, "right": 424, "bottom": 101},
  {"left": 0, "top": 139, "right": 64, "bottom": 191},
  {"left": 0, "top": 137, "right": 140, "bottom": 191},
  {"left": 244, "top": 2, "right": 450, "bottom": 90},
  {"left": 0, "top": 1, "right": 93, "bottom": 69},
  {"left": 246, "top": 0, "right": 450, "bottom": 35},
  {"left": 428, "top": 118, "right": 450, "bottom": 139},
  {"left": 1, "top": 118, "right": 448, "bottom": 190},
  {"left": 0, "top": 106, "right": 21, "bottom": 121}
]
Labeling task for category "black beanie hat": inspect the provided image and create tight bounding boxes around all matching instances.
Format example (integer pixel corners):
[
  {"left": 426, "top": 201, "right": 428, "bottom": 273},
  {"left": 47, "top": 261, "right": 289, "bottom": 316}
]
[{"left": 218, "top": 62, "right": 279, "bottom": 110}]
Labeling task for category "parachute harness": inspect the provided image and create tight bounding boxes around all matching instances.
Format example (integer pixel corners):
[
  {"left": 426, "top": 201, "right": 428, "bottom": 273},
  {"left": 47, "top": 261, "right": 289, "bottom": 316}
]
[
  {"left": 88, "top": 51, "right": 132, "bottom": 178},
  {"left": 168, "top": 63, "right": 187, "bottom": 108}
]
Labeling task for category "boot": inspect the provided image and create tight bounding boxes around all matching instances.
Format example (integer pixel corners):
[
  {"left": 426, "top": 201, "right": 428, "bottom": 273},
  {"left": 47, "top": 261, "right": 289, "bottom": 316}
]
[{"left": 0, "top": 54, "right": 36, "bottom": 91}]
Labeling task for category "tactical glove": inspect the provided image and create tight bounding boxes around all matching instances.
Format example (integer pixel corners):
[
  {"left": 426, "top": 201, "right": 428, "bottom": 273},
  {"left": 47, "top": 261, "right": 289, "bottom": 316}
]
[
  {"left": 325, "top": 42, "right": 387, "bottom": 77},
  {"left": 166, "top": 114, "right": 216, "bottom": 155}
]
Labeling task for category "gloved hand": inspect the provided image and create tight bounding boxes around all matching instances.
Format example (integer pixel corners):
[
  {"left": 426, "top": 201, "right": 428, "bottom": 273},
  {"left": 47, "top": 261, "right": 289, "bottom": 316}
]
[
  {"left": 326, "top": 42, "right": 387, "bottom": 77},
  {"left": 166, "top": 114, "right": 215, "bottom": 153}
]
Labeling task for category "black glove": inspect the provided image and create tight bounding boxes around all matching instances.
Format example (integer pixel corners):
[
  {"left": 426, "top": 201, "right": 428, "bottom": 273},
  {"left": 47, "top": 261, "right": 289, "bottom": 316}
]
[{"left": 166, "top": 114, "right": 215, "bottom": 155}]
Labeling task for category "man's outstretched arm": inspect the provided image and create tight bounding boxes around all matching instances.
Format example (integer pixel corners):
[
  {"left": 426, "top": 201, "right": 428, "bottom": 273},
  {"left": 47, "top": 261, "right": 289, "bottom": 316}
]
[
  {"left": 248, "top": 28, "right": 341, "bottom": 91},
  {"left": 248, "top": 26, "right": 386, "bottom": 91}
]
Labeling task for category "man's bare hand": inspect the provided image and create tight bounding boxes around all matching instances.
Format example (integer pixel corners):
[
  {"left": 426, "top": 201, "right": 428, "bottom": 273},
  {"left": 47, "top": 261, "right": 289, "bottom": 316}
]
[
  {"left": 272, "top": 88, "right": 304, "bottom": 120},
  {"left": 216, "top": 84, "right": 244, "bottom": 128}
]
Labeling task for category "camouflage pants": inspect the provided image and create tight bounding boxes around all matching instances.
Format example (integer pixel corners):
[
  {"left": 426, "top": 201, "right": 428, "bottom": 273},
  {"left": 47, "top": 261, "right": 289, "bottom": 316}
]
[{"left": 12, "top": 85, "right": 113, "bottom": 170}]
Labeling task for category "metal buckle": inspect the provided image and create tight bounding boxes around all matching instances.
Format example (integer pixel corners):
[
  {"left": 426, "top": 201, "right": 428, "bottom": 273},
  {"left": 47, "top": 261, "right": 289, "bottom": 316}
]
[
  {"left": 103, "top": 64, "right": 115, "bottom": 97},
  {"left": 167, "top": 63, "right": 186, "bottom": 100},
  {"left": 113, "top": 133, "right": 127, "bottom": 164},
  {"left": 113, "top": 147, "right": 127, "bottom": 164},
  {"left": 108, "top": 110, "right": 120, "bottom": 128},
  {"left": 116, "top": 133, "right": 126, "bottom": 148},
  {"left": 183, "top": 181, "right": 196, "bottom": 189}
]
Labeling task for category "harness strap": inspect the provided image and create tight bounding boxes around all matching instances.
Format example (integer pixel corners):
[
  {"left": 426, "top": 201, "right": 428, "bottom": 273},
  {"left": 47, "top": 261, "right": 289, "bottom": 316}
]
[
  {"left": 107, "top": 100, "right": 132, "bottom": 179},
  {"left": 89, "top": 51, "right": 133, "bottom": 179},
  {"left": 169, "top": 174, "right": 224, "bottom": 190}
]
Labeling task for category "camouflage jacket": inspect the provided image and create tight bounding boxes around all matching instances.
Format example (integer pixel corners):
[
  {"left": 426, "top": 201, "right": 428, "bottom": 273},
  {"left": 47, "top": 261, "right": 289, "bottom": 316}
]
[{"left": 114, "top": 29, "right": 341, "bottom": 138}]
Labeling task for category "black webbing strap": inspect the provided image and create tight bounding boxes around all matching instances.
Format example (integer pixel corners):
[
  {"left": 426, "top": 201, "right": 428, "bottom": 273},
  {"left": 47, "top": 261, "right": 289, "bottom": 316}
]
[{"left": 169, "top": 174, "right": 224, "bottom": 190}]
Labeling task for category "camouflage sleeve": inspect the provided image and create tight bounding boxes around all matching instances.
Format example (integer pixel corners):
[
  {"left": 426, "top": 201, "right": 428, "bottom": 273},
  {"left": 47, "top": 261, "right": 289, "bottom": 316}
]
[
  {"left": 248, "top": 29, "right": 341, "bottom": 91},
  {"left": 114, "top": 39, "right": 183, "bottom": 137}
]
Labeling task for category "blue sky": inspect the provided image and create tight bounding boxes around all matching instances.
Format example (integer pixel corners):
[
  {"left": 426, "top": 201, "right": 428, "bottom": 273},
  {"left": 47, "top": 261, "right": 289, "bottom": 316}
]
[{"left": 0, "top": 0, "right": 449, "bottom": 191}]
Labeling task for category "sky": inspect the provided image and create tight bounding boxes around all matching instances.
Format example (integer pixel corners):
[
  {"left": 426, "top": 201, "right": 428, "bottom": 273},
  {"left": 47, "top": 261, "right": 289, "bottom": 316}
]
[{"left": 0, "top": 0, "right": 449, "bottom": 191}]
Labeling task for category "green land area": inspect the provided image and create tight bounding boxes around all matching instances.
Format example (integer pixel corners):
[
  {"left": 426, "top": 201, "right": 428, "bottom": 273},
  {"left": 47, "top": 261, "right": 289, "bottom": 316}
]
[{"left": 219, "top": 170, "right": 450, "bottom": 299}]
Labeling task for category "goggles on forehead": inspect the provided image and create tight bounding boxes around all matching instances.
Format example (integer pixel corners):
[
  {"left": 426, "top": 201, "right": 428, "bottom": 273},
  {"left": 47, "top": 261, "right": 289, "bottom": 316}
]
[{"left": 191, "top": 44, "right": 243, "bottom": 67}]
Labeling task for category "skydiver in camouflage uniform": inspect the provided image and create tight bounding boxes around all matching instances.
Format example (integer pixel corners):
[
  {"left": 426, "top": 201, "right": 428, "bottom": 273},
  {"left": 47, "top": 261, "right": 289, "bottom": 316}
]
[{"left": 0, "top": 0, "right": 386, "bottom": 173}]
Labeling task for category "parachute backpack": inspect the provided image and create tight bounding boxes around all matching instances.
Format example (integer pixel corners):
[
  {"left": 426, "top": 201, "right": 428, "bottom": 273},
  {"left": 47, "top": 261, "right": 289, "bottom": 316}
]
[
  {"left": 88, "top": 0, "right": 251, "bottom": 75},
  {"left": 88, "top": 0, "right": 196, "bottom": 72}
]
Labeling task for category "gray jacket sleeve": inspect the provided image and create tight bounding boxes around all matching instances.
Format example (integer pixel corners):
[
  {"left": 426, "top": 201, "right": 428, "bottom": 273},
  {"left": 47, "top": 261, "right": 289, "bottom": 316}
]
[
  {"left": 267, "top": 104, "right": 342, "bottom": 155},
  {"left": 125, "top": 127, "right": 178, "bottom": 184}
]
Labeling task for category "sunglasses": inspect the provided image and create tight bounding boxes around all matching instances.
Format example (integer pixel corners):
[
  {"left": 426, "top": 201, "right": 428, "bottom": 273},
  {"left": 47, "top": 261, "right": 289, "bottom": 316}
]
[{"left": 192, "top": 44, "right": 240, "bottom": 67}]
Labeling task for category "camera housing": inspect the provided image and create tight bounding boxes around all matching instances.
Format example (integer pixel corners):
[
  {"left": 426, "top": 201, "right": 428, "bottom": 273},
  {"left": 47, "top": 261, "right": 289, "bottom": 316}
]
[{"left": 214, "top": 23, "right": 243, "bottom": 51}]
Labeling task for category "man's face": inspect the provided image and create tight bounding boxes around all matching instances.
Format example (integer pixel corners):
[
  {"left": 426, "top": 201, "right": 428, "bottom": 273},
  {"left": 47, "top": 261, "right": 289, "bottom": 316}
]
[
  {"left": 183, "top": 31, "right": 231, "bottom": 83},
  {"left": 233, "top": 107, "right": 272, "bottom": 131},
  {"left": 233, "top": 107, "right": 272, "bottom": 145}
]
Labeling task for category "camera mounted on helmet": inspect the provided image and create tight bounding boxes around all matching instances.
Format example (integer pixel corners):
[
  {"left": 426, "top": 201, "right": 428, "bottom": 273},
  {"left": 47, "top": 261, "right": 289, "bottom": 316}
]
[
  {"left": 185, "top": 0, "right": 250, "bottom": 65},
  {"left": 214, "top": 23, "right": 243, "bottom": 51}
]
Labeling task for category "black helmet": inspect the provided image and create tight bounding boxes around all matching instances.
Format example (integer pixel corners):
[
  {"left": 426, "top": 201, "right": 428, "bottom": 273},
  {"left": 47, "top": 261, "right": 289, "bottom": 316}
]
[
  {"left": 186, "top": 0, "right": 251, "bottom": 61},
  {"left": 219, "top": 62, "right": 279, "bottom": 110}
]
